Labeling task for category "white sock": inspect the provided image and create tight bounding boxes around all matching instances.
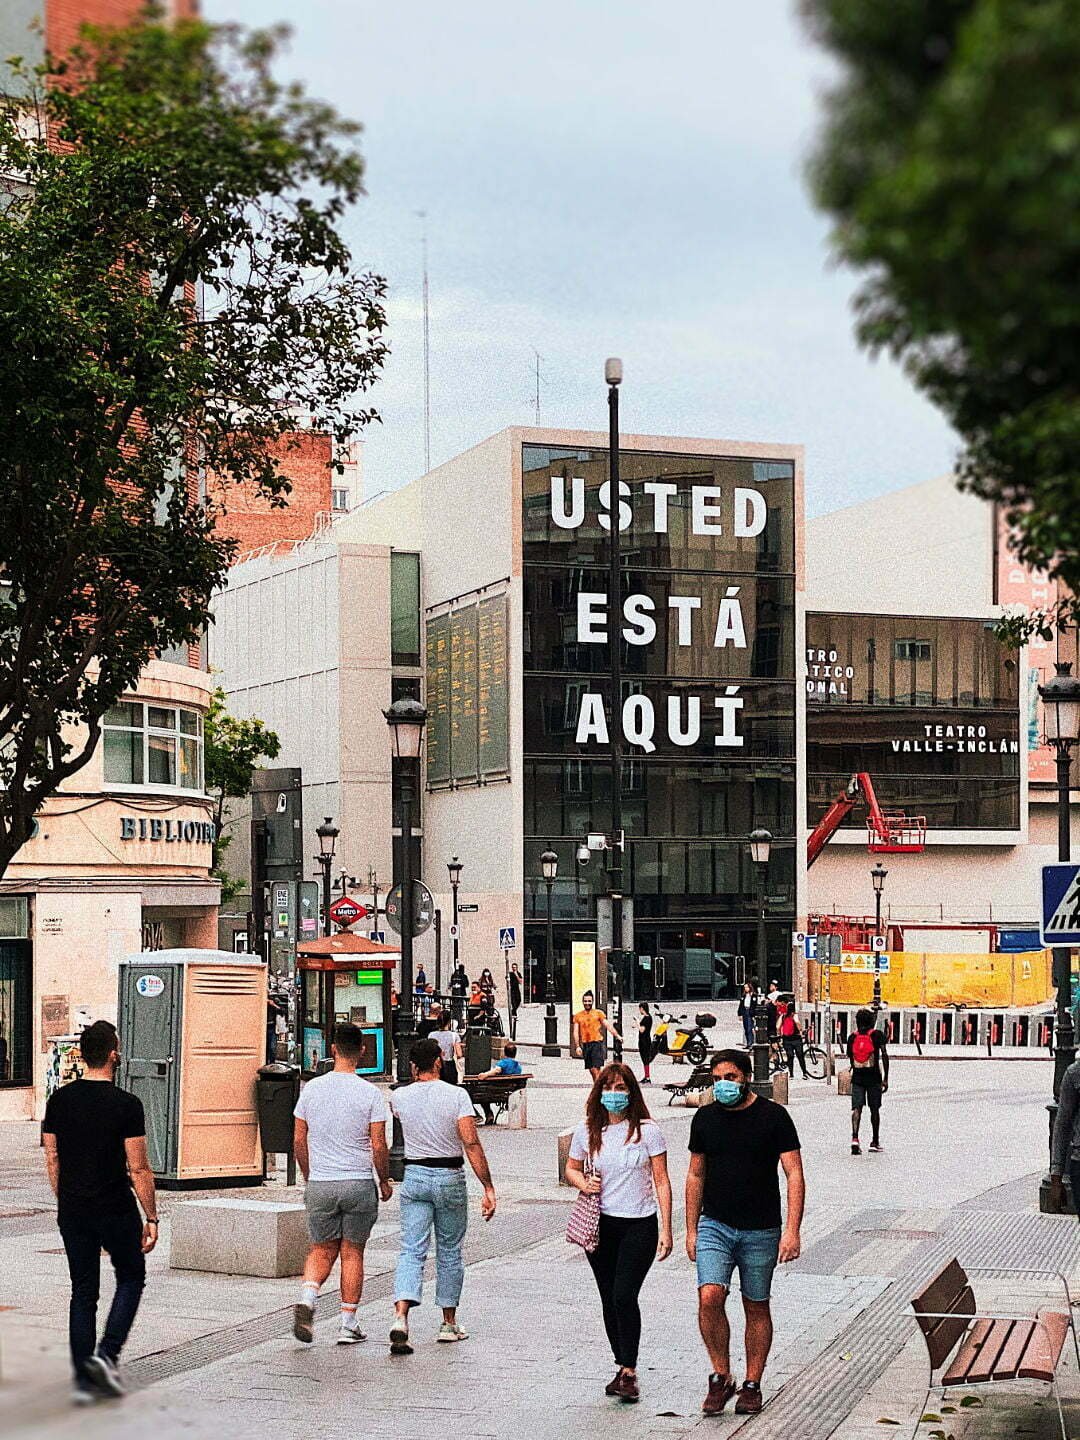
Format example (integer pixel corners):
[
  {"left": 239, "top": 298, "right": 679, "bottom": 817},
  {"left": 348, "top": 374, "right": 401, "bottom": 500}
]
[
  {"left": 299, "top": 1282, "right": 319, "bottom": 1308},
  {"left": 341, "top": 1304, "right": 359, "bottom": 1329}
]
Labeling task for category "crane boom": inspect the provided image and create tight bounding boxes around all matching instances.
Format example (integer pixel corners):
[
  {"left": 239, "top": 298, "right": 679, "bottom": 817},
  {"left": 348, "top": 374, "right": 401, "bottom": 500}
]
[{"left": 807, "top": 771, "right": 897, "bottom": 868}]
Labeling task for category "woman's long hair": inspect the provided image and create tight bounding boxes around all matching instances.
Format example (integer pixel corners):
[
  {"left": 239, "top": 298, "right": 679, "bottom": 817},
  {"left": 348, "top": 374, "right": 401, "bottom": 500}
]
[{"left": 585, "top": 1062, "right": 651, "bottom": 1155}]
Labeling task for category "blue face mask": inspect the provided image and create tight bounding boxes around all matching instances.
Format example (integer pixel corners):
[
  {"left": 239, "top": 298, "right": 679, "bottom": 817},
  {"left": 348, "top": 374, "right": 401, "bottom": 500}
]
[
  {"left": 713, "top": 1078, "right": 747, "bottom": 1107},
  {"left": 600, "top": 1090, "right": 630, "bottom": 1113}
]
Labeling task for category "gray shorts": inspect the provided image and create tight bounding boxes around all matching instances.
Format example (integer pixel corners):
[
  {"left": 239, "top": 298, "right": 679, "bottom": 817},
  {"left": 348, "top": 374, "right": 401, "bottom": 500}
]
[{"left": 305, "top": 1179, "right": 379, "bottom": 1245}]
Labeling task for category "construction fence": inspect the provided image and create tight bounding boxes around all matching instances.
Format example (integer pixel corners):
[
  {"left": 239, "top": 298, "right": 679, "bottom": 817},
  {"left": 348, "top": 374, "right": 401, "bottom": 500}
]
[{"left": 806, "top": 949, "right": 1053, "bottom": 1011}]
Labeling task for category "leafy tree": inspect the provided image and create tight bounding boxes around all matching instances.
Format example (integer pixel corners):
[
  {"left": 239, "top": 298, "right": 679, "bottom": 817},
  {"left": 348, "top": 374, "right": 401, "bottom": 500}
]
[
  {"left": 204, "top": 687, "right": 280, "bottom": 902},
  {"left": 802, "top": 0, "right": 1080, "bottom": 640},
  {"left": 0, "top": 12, "right": 386, "bottom": 877}
]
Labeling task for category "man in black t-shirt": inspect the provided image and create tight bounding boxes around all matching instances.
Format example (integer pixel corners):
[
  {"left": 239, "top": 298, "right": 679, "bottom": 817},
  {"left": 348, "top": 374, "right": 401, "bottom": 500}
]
[
  {"left": 42, "top": 1020, "right": 159, "bottom": 1405},
  {"left": 846, "top": 1008, "right": 889, "bottom": 1155},
  {"left": 685, "top": 1048, "right": 804, "bottom": 1418}
]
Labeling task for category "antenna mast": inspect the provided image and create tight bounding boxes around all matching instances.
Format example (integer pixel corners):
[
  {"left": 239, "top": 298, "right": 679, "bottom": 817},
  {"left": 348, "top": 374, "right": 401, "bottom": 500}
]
[{"left": 418, "top": 210, "right": 431, "bottom": 473}]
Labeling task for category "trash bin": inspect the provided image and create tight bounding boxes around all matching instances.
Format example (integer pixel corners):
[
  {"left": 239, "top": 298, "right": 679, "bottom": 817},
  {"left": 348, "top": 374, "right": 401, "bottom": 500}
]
[
  {"left": 465, "top": 1031, "right": 492, "bottom": 1076},
  {"left": 256, "top": 1063, "right": 301, "bottom": 1154}
]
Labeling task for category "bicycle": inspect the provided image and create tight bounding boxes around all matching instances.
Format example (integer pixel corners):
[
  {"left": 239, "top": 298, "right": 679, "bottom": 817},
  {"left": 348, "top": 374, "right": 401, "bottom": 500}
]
[{"left": 769, "top": 1036, "right": 827, "bottom": 1080}]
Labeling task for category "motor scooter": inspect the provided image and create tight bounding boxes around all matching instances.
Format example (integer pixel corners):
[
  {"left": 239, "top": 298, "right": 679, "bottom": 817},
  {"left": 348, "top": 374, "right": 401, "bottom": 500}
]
[{"left": 651, "top": 1011, "right": 716, "bottom": 1066}]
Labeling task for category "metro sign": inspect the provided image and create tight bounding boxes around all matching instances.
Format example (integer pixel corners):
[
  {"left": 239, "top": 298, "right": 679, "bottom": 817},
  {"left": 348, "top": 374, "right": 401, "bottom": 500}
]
[{"left": 328, "top": 896, "right": 368, "bottom": 928}]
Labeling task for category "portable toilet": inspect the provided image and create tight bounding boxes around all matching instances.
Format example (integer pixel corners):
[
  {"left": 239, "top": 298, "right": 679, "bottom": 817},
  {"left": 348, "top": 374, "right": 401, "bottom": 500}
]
[{"left": 117, "top": 950, "right": 266, "bottom": 1186}]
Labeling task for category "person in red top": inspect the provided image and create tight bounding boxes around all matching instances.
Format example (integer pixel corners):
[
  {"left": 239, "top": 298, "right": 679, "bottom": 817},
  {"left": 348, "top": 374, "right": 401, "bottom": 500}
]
[
  {"left": 846, "top": 1008, "right": 889, "bottom": 1154},
  {"left": 778, "top": 1003, "right": 809, "bottom": 1080}
]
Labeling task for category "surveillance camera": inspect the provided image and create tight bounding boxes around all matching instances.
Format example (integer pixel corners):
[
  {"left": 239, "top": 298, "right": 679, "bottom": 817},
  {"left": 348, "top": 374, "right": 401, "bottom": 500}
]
[{"left": 576, "top": 843, "right": 591, "bottom": 866}]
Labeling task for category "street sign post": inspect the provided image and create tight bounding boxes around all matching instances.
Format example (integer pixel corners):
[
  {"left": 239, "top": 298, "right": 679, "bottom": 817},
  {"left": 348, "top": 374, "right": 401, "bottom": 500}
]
[
  {"left": 1041, "top": 864, "right": 1080, "bottom": 946},
  {"left": 498, "top": 926, "right": 516, "bottom": 950},
  {"left": 328, "top": 895, "right": 368, "bottom": 929}
]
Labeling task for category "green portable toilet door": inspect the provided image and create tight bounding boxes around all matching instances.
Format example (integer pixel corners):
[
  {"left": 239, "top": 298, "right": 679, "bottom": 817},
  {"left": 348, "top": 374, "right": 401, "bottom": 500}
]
[{"left": 119, "top": 964, "right": 180, "bottom": 1176}]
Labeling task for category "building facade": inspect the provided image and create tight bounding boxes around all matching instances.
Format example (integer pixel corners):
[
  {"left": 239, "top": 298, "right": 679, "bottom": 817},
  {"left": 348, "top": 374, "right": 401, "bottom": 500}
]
[{"left": 213, "top": 427, "right": 807, "bottom": 1005}]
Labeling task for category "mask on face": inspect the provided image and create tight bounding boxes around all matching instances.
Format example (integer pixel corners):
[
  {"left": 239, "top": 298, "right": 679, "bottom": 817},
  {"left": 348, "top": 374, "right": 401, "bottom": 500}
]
[
  {"left": 600, "top": 1090, "right": 630, "bottom": 1113},
  {"left": 712, "top": 1078, "right": 747, "bottom": 1107}
]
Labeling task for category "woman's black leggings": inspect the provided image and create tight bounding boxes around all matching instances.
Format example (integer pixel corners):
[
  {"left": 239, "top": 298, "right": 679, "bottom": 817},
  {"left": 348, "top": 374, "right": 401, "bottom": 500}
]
[{"left": 585, "top": 1212, "right": 658, "bottom": 1368}]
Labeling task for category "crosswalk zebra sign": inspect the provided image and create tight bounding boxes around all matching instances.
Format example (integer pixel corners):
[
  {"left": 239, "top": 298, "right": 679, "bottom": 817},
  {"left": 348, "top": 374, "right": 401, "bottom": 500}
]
[{"left": 1041, "top": 864, "right": 1080, "bottom": 946}]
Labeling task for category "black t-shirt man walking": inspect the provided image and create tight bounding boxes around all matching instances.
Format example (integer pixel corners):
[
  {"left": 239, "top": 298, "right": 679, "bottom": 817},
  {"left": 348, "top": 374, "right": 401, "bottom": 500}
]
[
  {"left": 42, "top": 1020, "right": 159, "bottom": 1405},
  {"left": 685, "top": 1049, "right": 804, "bottom": 1419}
]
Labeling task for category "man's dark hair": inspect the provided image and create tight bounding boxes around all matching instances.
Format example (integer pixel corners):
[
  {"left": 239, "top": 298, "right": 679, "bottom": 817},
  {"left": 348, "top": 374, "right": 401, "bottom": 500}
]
[
  {"left": 582, "top": 990, "right": 594, "bottom": 1001},
  {"left": 80, "top": 1020, "right": 119, "bottom": 1068},
  {"left": 711, "top": 1048, "right": 752, "bottom": 1078},
  {"left": 855, "top": 1008, "right": 875, "bottom": 1032},
  {"left": 410, "top": 1037, "right": 442, "bottom": 1073},
  {"left": 333, "top": 1022, "right": 364, "bottom": 1060},
  {"left": 504, "top": 1042, "right": 517, "bottom": 1057}
]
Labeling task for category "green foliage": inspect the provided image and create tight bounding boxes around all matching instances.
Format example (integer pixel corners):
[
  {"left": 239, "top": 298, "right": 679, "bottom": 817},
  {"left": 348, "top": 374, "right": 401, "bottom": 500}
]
[
  {"left": 0, "top": 13, "right": 386, "bottom": 875},
  {"left": 802, "top": 0, "right": 1080, "bottom": 640},
  {"left": 204, "top": 686, "right": 279, "bottom": 900}
]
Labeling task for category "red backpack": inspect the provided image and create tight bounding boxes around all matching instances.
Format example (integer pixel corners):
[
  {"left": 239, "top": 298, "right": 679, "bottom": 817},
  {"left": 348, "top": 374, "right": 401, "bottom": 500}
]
[{"left": 851, "top": 1031, "right": 876, "bottom": 1067}]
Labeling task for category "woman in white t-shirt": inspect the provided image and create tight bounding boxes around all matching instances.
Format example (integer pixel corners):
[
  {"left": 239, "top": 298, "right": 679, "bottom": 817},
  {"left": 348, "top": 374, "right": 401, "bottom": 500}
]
[{"left": 565, "top": 1062, "right": 672, "bottom": 1405}]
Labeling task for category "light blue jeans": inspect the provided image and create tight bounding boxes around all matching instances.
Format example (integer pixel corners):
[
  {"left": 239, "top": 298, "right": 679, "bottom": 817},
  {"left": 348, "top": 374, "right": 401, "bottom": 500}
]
[{"left": 394, "top": 1166, "right": 469, "bottom": 1309}]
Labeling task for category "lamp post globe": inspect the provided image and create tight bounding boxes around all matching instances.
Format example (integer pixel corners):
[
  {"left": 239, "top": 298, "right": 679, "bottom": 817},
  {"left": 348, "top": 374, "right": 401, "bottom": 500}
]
[{"left": 383, "top": 698, "right": 427, "bottom": 1180}]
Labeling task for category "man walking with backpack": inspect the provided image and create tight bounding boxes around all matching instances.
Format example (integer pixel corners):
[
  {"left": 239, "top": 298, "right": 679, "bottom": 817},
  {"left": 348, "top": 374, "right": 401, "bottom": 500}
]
[{"left": 847, "top": 1008, "right": 889, "bottom": 1154}]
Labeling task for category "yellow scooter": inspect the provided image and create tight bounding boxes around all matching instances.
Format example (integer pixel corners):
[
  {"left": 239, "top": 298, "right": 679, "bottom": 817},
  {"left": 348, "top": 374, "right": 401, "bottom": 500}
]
[{"left": 651, "top": 1011, "right": 716, "bottom": 1066}]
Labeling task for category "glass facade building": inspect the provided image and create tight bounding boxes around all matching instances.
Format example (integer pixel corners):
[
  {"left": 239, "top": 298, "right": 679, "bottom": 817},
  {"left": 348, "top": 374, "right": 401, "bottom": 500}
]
[{"left": 521, "top": 443, "right": 798, "bottom": 1002}]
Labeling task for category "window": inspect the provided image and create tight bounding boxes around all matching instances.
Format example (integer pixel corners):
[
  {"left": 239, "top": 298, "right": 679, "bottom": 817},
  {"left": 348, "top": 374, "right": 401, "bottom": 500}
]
[
  {"left": 390, "top": 552, "right": 421, "bottom": 666},
  {"left": 0, "top": 897, "right": 30, "bottom": 1087},
  {"left": 894, "top": 639, "right": 931, "bottom": 662},
  {"left": 103, "top": 702, "right": 204, "bottom": 792},
  {"left": 332, "top": 487, "right": 350, "bottom": 512}
]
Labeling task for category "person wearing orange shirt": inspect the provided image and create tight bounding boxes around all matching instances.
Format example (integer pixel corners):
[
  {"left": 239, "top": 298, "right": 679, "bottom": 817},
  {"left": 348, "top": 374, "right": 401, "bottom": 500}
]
[{"left": 573, "top": 990, "right": 622, "bottom": 1081}]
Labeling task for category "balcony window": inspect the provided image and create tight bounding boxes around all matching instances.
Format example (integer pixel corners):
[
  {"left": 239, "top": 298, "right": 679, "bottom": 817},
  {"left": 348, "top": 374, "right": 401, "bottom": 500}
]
[{"left": 103, "top": 703, "right": 204, "bottom": 792}]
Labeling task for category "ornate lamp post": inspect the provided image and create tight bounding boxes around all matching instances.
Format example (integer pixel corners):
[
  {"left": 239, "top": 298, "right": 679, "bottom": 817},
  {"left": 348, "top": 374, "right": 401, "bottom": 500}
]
[
  {"left": 871, "top": 860, "right": 888, "bottom": 1012},
  {"left": 315, "top": 817, "right": 339, "bottom": 937},
  {"left": 540, "top": 850, "right": 561, "bottom": 1056},
  {"left": 1043, "top": 664, "right": 1080, "bottom": 1093},
  {"left": 749, "top": 828, "right": 773, "bottom": 1098},
  {"left": 384, "top": 697, "right": 427, "bottom": 1181},
  {"left": 447, "top": 855, "right": 463, "bottom": 996}
]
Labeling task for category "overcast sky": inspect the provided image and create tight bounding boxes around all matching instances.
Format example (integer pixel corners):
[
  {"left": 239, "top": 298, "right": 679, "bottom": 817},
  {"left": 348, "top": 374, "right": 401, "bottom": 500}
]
[{"left": 204, "top": 0, "right": 958, "bottom": 516}]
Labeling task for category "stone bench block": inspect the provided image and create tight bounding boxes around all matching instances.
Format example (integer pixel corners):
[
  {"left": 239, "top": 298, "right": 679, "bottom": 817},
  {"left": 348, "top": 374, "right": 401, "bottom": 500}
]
[{"left": 170, "top": 1198, "right": 308, "bottom": 1278}]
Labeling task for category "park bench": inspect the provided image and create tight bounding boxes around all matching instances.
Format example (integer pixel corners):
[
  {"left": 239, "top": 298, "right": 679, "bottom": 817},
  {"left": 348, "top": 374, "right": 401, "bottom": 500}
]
[
  {"left": 461, "top": 1073, "right": 531, "bottom": 1125},
  {"left": 663, "top": 1061, "right": 714, "bottom": 1105},
  {"left": 911, "top": 1257, "right": 1079, "bottom": 1440}
]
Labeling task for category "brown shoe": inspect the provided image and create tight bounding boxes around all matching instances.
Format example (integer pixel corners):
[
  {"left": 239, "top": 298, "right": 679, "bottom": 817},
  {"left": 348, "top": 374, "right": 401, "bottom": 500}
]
[
  {"left": 604, "top": 1371, "right": 624, "bottom": 1397},
  {"left": 618, "top": 1372, "right": 640, "bottom": 1403},
  {"left": 734, "top": 1383, "right": 764, "bottom": 1415},
  {"left": 702, "top": 1373, "right": 737, "bottom": 1415}
]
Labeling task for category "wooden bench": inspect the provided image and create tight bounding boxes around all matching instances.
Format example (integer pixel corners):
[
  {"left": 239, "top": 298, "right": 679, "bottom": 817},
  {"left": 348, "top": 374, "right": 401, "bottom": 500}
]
[
  {"left": 663, "top": 1061, "right": 714, "bottom": 1105},
  {"left": 911, "top": 1258, "right": 1079, "bottom": 1439},
  {"left": 461, "top": 1074, "right": 531, "bottom": 1125}
]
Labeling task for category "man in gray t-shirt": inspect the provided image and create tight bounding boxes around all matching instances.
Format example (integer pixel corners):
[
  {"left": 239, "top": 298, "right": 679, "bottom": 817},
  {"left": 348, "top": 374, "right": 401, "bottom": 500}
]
[
  {"left": 388, "top": 1036, "right": 497, "bottom": 1354},
  {"left": 292, "top": 1024, "right": 391, "bottom": 1346}
]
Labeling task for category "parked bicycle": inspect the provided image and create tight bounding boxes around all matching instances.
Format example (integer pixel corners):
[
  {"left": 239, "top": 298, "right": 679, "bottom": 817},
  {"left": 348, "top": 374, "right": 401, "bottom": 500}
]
[{"left": 768, "top": 1035, "right": 827, "bottom": 1080}]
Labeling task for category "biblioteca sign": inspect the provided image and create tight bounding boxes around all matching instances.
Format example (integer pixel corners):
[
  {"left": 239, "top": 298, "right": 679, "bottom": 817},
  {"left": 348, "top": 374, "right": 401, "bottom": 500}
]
[{"left": 119, "top": 816, "right": 216, "bottom": 845}]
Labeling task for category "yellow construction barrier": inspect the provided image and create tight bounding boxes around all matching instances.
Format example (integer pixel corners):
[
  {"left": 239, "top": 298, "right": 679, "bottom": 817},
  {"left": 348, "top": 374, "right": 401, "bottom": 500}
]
[{"left": 812, "top": 951, "right": 1053, "bottom": 1009}]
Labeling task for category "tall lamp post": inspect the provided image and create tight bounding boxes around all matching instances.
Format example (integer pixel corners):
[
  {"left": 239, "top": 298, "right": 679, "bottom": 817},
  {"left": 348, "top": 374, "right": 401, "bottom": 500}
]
[
  {"left": 606, "top": 358, "right": 627, "bottom": 1058},
  {"left": 315, "top": 817, "right": 339, "bottom": 937},
  {"left": 749, "top": 828, "right": 773, "bottom": 1098},
  {"left": 871, "top": 860, "right": 888, "bottom": 1013},
  {"left": 1042, "top": 663, "right": 1080, "bottom": 1107},
  {"left": 447, "top": 855, "right": 463, "bottom": 996},
  {"left": 384, "top": 697, "right": 428, "bottom": 1181},
  {"left": 540, "top": 850, "right": 561, "bottom": 1056}
]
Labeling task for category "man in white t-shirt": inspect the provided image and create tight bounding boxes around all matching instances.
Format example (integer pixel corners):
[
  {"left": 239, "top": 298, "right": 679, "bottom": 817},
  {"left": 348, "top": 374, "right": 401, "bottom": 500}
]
[
  {"left": 388, "top": 1036, "right": 497, "bottom": 1354},
  {"left": 292, "top": 1023, "right": 392, "bottom": 1346}
]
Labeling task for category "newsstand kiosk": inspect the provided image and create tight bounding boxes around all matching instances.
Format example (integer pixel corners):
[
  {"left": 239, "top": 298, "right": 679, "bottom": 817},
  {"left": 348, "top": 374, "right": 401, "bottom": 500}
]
[{"left": 296, "top": 933, "right": 400, "bottom": 1078}]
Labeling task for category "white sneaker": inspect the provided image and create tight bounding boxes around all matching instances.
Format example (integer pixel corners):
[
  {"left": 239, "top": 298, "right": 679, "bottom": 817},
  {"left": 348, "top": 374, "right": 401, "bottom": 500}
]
[
  {"left": 72, "top": 1388, "right": 96, "bottom": 1406},
  {"left": 336, "top": 1324, "right": 367, "bottom": 1345},
  {"left": 437, "top": 1321, "right": 469, "bottom": 1343},
  {"left": 390, "top": 1316, "right": 412, "bottom": 1354},
  {"left": 84, "top": 1351, "right": 125, "bottom": 1397}
]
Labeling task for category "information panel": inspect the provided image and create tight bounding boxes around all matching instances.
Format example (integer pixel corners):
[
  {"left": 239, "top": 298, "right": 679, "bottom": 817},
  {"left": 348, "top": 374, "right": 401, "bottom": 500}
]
[
  {"left": 426, "top": 614, "right": 451, "bottom": 786},
  {"left": 478, "top": 595, "right": 510, "bottom": 776},
  {"left": 450, "top": 606, "right": 479, "bottom": 782},
  {"left": 426, "top": 592, "right": 509, "bottom": 788}
]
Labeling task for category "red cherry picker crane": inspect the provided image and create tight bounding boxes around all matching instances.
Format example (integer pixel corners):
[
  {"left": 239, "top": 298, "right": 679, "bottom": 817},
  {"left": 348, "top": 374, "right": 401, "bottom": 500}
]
[{"left": 807, "top": 772, "right": 926, "bottom": 868}]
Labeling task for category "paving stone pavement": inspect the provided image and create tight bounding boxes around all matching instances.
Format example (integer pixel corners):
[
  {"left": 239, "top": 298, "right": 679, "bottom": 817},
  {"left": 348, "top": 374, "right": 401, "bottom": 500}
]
[{"left": 3, "top": 1050, "right": 1079, "bottom": 1440}]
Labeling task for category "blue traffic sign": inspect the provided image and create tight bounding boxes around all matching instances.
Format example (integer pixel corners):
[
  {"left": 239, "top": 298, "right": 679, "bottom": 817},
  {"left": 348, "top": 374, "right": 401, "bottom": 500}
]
[
  {"left": 1041, "top": 864, "right": 1080, "bottom": 946},
  {"left": 369, "top": 930, "right": 387, "bottom": 945},
  {"left": 499, "top": 926, "right": 517, "bottom": 950}
]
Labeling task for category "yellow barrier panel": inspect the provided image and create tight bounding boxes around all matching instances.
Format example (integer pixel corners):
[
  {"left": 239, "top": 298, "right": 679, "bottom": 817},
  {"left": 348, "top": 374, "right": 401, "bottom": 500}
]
[{"left": 819, "top": 951, "right": 1053, "bottom": 1009}]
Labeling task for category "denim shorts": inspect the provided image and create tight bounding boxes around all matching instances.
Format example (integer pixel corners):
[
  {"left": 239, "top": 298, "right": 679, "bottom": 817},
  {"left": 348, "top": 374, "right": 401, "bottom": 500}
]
[{"left": 695, "top": 1217, "right": 781, "bottom": 1302}]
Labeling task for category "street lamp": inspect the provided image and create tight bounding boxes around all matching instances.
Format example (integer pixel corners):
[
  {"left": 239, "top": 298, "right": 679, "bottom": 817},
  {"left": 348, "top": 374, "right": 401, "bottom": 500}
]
[
  {"left": 871, "top": 860, "right": 888, "bottom": 1013},
  {"left": 315, "top": 817, "right": 339, "bottom": 937},
  {"left": 606, "top": 358, "right": 628, "bottom": 1060},
  {"left": 384, "top": 697, "right": 428, "bottom": 1181},
  {"left": 1040, "top": 664, "right": 1080, "bottom": 1185},
  {"left": 748, "top": 828, "right": 772, "bottom": 1098},
  {"left": 447, "top": 855, "right": 463, "bottom": 999},
  {"left": 540, "top": 850, "right": 560, "bottom": 1056}
]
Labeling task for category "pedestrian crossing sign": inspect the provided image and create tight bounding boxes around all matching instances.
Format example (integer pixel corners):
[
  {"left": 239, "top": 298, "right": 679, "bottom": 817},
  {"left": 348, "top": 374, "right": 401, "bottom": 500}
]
[
  {"left": 499, "top": 926, "right": 517, "bottom": 950},
  {"left": 1041, "top": 864, "right": 1080, "bottom": 946}
]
